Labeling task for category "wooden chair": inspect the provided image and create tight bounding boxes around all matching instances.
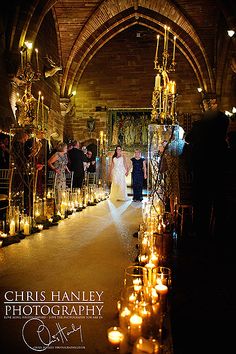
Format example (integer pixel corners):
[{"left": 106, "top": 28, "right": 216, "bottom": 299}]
[
  {"left": 87, "top": 172, "right": 97, "bottom": 188},
  {"left": 47, "top": 170, "right": 74, "bottom": 193},
  {"left": 65, "top": 171, "right": 74, "bottom": 192},
  {"left": 47, "top": 170, "right": 56, "bottom": 194}
]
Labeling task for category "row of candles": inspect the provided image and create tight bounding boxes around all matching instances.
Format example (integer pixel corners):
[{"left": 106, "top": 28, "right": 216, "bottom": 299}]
[
  {"left": 107, "top": 199, "right": 173, "bottom": 353},
  {"left": 0, "top": 186, "right": 109, "bottom": 238},
  {"left": 154, "top": 25, "right": 176, "bottom": 71},
  {"left": 1, "top": 206, "right": 42, "bottom": 237},
  {"left": 52, "top": 186, "right": 108, "bottom": 218},
  {"left": 20, "top": 41, "right": 40, "bottom": 72}
]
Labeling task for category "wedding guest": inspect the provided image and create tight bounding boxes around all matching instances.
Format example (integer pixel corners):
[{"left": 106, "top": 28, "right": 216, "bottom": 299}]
[
  {"left": 48, "top": 142, "right": 70, "bottom": 210},
  {"left": 130, "top": 149, "right": 147, "bottom": 202},
  {"left": 67, "top": 140, "right": 87, "bottom": 188},
  {"left": 185, "top": 95, "right": 229, "bottom": 239},
  {"left": 86, "top": 150, "right": 96, "bottom": 173}
]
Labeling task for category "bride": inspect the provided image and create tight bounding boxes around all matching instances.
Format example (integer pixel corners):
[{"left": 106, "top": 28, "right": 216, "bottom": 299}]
[{"left": 109, "top": 145, "right": 129, "bottom": 201}]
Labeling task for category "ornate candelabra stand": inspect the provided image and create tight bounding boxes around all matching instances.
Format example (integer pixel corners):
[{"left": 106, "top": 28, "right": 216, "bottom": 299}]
[
  {"left": 151, "top": 26, "right": 177, "bottom": 124},
  {"left": 9, "top": 42, "right": 49, "bottom": 229},
  {"left": 148, "top": 27, "right": 183, "bottom": 214},
  {"left": 15, "top": 42, "right": 43, "bottom": 128}
]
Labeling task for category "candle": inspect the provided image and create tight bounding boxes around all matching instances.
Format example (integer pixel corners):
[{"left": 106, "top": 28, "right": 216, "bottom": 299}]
[
  {"left": 107, "top": 326, "right": 124, "bottom": 346},
  {"left": 20, "top": 219, "right": 24, "bottom": 232},
  {"left": 9, "top": 220, "right": 16, "bottom": 236},
  {"left": 0, "top": 232, "right": 8, "bottom": 238},
  {"left": 159, "top": 90, "right": 162, "bottom": 112},
  {"left": 139, "top": 302, "right": 151, "bottom": 318},
  {"left": 164, "top": 25, "right": 167, "bottom": 51},
  {"left": 129, "top": 314, "right": 142, "bottom": 343},
  {"left": 61, "top": 202, "right": 66, "bottom": 216},
  {"left": 36, "top": 91, "right": 41, "bottom": 127},
  {"left": 117, "top": 300, "right": 121, "bottom": 312},
  {"left": 155, "top": 281, "right": 168, "bottom": 313},
  {"left": 150, "top": 253, "right": 159, "bottom": 267},
  {"left": 172, "top": 36, "right": 176, "bottom": 62},
  {"left": 155, "top": 74, "right": 161, "bottom": 90},
  {"left": 133, "top": 278, "right": 142, "bottom": 292},
  {"left": 166, "top": 27, "right": 170, "bottom": 53},
  {"left": 119, "top": 307, "right": 131, "bottom": 329},
  {"left": 145, "top": 261, "right": 156, "bottom": 286},
  {"left": 96, "top": 138, "right": 99, "bottom": 156},
  {"left": 35, "top": 48, "right": 39, "bottom": 71},
  {"left": 138, "top": 254, "right": 148, "bottom": 265},
  {"left": 20, "top": 51, "right": 23, "bottom": 70},
  {"left": 129, "top": 293, "right": 137, "bottom": 303},
  {"left": 154, "top": 34, "right": 160, "bottom": 65},
  {"left": 155, "top": 282, "right": 168, "bottom": 295},
  {"left": 41, "top": 96, "right": 44, "bottom": 129},
  {"left": 24, "top": 221, "right": 30, "bottom": 235},
  {"left": 171, "top": 81, "right": 176, "bottom": 94},
  {"left": 133, "top": 337, "right": 159, "bottom": 354}
]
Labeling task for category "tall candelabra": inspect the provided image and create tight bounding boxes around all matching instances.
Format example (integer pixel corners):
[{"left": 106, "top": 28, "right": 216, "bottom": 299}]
[
  {"left": 15, "top": 41, "right": 44, "bottom": 128},
  {"left": 151, "top": 26, "right": 177, "bottom": 124}
]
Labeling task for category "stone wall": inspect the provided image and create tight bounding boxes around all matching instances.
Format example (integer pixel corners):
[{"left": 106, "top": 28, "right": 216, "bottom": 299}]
[{"left": 69, "top": 25, "right": 201, "bottom": 143}]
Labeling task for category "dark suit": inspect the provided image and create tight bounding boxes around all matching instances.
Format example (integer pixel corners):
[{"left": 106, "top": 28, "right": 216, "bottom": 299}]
[
  {"left": 68, "top": 148, "right": 86, "bottom": 188},
  {"left": 185, "top": 110, "right": 229, "bottom": 238}
]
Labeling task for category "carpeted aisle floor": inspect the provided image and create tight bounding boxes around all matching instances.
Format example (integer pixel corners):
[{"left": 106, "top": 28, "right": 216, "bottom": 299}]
[{"left": 0, "top": 198, "right": 142, "bottom": 354}]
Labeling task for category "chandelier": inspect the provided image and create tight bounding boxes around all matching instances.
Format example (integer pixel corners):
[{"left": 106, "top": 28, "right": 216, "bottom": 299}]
[{"left": 151, "top": 26, "right": 177, "bottom": 124}]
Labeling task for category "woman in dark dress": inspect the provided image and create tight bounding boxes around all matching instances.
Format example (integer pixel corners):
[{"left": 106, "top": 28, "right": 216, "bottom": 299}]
[{"left": 131, "top": 149, "right": 147, "bottom": 202}]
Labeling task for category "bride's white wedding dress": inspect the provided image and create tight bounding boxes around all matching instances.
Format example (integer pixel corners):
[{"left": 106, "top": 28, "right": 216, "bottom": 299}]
[{"left": 110, "top": 156, "right": 129, "bottom": 201}]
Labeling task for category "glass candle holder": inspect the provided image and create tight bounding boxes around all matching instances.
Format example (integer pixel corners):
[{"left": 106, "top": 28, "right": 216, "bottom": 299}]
[
  {"left": 155, "top": 266, "right": 172, "bottom": 288},
  {"left": 124, "top": 265, "right": 148, "bottom": 289},
  {"left": 23, "top": 216, "right": 31, "bottom": 235},
  {"left": 107, "top": 326, "right": 124, "bottom": 350},
  {"left": 132, "top": 337, "right": 159, "bottom": 354}
]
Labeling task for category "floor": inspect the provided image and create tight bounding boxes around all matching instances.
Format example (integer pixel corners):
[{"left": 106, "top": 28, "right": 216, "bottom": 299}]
[
  {"left": 0, "top": 198, "right": 140, "bottom": 354},
  {"left": 0, "top": 197, "right": 235, "bottom": 354}
]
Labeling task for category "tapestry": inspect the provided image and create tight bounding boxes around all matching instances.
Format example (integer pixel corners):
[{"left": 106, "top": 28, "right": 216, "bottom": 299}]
[{"left": 108, "top": 109, "right": 152, "bottom": 151}]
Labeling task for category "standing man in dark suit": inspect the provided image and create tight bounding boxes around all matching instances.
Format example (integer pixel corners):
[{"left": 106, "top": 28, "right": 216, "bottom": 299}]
[
  {"left": 185, "top": 95, "right": 229, "bottom": 239},
  {"left": 67, "top": 140, "right": 86, "bottom": 188}
]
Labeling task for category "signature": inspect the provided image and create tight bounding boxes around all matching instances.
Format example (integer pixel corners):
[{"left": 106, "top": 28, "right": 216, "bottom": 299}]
[{"left": 22, "top": 318, "right": 83, "bottom": 352}]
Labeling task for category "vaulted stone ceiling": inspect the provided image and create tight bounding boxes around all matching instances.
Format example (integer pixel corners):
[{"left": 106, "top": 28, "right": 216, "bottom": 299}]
[{"left": 5, "top": 0, "right": 236, "bottom": 98}]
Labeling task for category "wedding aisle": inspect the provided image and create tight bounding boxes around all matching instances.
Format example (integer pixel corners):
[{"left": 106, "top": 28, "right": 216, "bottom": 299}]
[{"left": 0, "top": 199, "right": 143, "bottom": 353}]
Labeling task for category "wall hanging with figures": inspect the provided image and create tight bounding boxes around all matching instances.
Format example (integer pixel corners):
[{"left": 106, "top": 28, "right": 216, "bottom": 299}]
[{"left": 108, "top": 108, "right": 152, "bottom": 151}]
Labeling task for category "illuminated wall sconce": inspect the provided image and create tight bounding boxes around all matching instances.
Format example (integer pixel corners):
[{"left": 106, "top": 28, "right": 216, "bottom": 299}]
[
  {"left": 227, "top": 30, "right": 235, "bottom": 38},
  {"left": 197, "top": 87, "right": 203, "bottom": 93}
]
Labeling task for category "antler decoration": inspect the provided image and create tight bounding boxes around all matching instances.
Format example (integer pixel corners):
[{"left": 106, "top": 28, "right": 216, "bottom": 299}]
[{"left": 44, "top": 55, "right": 62, "bottom": 78}]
